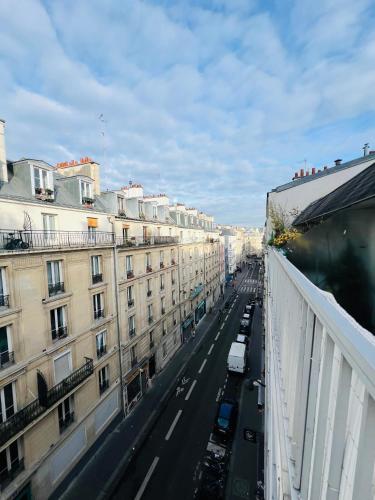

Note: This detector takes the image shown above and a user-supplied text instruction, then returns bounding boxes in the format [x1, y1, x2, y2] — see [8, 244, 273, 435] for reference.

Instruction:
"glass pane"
[4, 384, 14, 419]
[34, 167, 40, 188]
[0, 449, 8, 478]
[54, 353, 71, 383]
[50, 309, 56, 332]
[0, 269, 4, 295]
[54, 262, 61, 283]
[47, 262, 53, 285]
[0, 326, 8, 354]
[9, 441, 19, 468]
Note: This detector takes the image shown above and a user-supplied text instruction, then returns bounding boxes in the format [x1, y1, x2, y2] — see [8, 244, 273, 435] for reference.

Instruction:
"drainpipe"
[108, 217, 126, 417]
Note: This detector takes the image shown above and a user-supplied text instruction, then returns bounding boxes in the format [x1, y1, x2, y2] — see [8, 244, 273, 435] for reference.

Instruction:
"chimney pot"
[334, 159, 342, 166]
[294, 172, 299, 179]
[300, 168, 304, 177]
[312, 167, 316, 175]
[306, 170, 309, 176]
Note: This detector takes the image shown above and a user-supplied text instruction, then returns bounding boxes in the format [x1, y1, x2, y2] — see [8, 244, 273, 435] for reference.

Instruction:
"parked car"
[213, 399, 238, 439]
[239, 318, 250, 335]
[236, 333, 248, 345]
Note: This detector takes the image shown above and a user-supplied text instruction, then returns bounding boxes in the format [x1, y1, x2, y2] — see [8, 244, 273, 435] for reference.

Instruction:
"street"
[111, 259, 263, 500]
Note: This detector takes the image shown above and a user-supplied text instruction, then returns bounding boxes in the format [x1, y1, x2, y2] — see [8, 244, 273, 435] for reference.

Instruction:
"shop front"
[182, 314, 194, 342]
[195, 299, 206, 324]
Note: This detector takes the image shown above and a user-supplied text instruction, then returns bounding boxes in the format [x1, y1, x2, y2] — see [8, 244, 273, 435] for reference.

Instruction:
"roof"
[293, 163, 375, 226]
[272, 153, 375, 193]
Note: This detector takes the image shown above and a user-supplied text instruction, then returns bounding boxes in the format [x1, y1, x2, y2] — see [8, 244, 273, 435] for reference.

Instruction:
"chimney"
[369, 151, 375, 155]
[312, 167, 316, 175]
[363, 143, 369, 156]
[318, 169, 322, 173]
[300, 168, 304, 177]
[306, 170, 309, 176]
[0, 119, 8, 183]
[293, 172, 299, 179]
[324, 166, 328, 170]
[334, 159, 342, 166]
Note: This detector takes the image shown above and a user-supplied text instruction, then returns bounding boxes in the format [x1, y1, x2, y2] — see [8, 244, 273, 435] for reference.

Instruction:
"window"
[50, 306, 67, 341]
[176, 213, 180, 225]
[91, 256, 102, 284]
[33, 166, 52, 194]
[146, 253, 152, 272]
[96, 330, 107, 358]
[0, 440, 22, 487]
[99, 365, 109, 394]
[138, 201, 144, 217]
[43, 213, 56, 234]
[161, 297, 165, 315]
[93, 293, 104, 320]
[58, 396, 74, 432]
[0, 383, 16, 423]
[148, 304, 153, 323]
[172, 290, 176, 306]
[53, 351, 72, 384]
[131, 345, 137, 367]
[149, 331, 154, 349]
[160, 274, 164, 291]
[173, 312, 177, 326]
[162, 320, 166, 336]
[128, 315, 136, 338]
[162, 342, 167, 358]
[126, 255, 133, 278]
[0, 326, 13, 367]
[47, 260, 64, 296]
[160, 250, 164, 268]
[147, 279, 152, 297]
[171, 270, 176, 285]
[127, 286, 134, 307]
[117, 196, 125, 214]
[80, 180, 93, 203]
[174, 330, 177, 345]
[153, 205, 158, 219]
[0, 268, 9, 308]
[171, 250, 175, 265]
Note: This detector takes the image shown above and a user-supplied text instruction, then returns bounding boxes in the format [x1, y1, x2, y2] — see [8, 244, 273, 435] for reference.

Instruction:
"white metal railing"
[265, 248, 375, 500]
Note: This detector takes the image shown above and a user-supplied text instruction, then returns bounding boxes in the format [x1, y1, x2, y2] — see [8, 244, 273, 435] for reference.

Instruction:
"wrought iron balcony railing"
[147, 290, 152, 297]
[128, 299, 134, 307]
[160, 262, 165, 269]
[0, 350, 14, 369]
[0, 230, 115, 251]
[0, 294, 9, 308]
[129, 328, 136, 338]
[51, 326, 68, 341]
[148, 316, 153, 324]
[94, 309, 105, 320]
[48, 282, 65, 296]
[59, 411, 75, 433]
[127, 270, 134, 279]
[116, 236, 179, 248]
[0, 457, 24, 492]
[92, 273, 103, 284]
[0, 358, 93, 447]
[146, 265, 153, 273]
[97, 345, 107, 359]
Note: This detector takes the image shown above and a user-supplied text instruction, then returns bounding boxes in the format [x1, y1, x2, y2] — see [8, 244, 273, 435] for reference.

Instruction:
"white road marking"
[219, 324, 224, 331]
[185, 379, 197, 401]
[208, 344, 214, 355]
[165, 410, 183, 441]
[216, 388, 221, 402]
[215, 331, 220, 341]
[198, 359, 207, 374]
[134, 456, 160, 500]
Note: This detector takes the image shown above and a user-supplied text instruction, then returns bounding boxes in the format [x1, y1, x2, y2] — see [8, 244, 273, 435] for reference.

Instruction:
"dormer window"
[117, 196, 126, 216]
[80, 181, 93, 205]
[153, 206, 158, 219]
[33, 167, 53, 198]
[138, 201, 145, 218]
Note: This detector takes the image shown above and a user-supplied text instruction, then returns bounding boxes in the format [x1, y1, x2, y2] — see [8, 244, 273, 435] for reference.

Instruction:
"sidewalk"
[226, 305, 264, 500]
[51, 291, 231, 500]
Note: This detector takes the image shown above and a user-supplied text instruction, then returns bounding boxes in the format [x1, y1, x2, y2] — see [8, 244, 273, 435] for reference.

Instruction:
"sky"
[1, 0, 375, 226]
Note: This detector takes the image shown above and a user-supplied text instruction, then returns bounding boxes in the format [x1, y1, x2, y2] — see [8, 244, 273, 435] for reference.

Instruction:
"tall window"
[43, 213, 56, 234]
[91, 256, 102, 283]
[173, 312, 177, 325]
[160, 274, 164, 290]
[99, 365, 109, 394]
[138, 201, 144, 217]
[161, 297, 165, 315]
[0, 267, 9, 308]
[47, 261, 64, 296]
[148, 304, 153, 323]
[0, 440, 22, 485]
[147, 279, 152, 296]
[153, 206, 158, 219]
[146, 253, 152, 272]
[117, 196, 125, 214]
[127, 286, 134, 307]
[172, 290, 176, 305]
[128, 315, 136, 337]
[93, 293, 104, 320]
[50, 306, 67, 340]
[0, 326, 12, 367]
[160, 250, 164, 268]
[171, 270, 176, 285]
[162, 320, 166, 335]
[171, 249, 175, 264]
[58, 396, 74, 432]
[53, 351, 72, 384]
[131, 345, 137, 366]
[80, 181, 93, 203]
[96, 330, 107, 358]
[0, 383, 16, 423]
[33, 166, 52, 193]
[126, 255, 133, 278]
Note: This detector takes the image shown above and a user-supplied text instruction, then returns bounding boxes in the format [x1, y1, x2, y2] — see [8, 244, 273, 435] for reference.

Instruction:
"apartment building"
[0, 121, 223, 498]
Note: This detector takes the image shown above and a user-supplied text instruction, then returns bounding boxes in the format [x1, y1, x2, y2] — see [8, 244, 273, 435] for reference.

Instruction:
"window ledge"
[0, 306, 22, 319]
[42, 292, 73, 305]
[88, 281, 108, 291]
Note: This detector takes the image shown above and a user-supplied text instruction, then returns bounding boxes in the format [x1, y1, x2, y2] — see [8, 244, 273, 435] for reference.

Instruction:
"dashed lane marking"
[185, 380, 197, 401]
[215, 331, 220, 341]
[165, 410, 183, 441]
[208, 344, 214, 355]
[198, 359, 207, 374]
[134, 456, 160, 500]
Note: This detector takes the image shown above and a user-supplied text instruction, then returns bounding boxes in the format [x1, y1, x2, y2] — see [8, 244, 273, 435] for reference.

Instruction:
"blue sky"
[1, 0, 375, 226]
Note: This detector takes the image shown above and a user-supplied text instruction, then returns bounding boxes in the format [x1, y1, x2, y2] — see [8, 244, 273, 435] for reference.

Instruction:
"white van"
[227, 342, 246, 374]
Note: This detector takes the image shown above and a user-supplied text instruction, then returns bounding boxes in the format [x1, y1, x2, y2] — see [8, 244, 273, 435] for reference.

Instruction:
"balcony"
[129, 328, 136, 338]
[146, 265, 152, 273]
[147, 290, 152, 297]
[148, 316, 153, 324]
[0, 458, 24, 492]
[127, 270, 134, 279]
[92, 273, 103, 284]
[116, 236, 179, 248]
[128, 299, 135, 308]
[94, 309, 105, 320]
[59, 411, 74, 433]
[52, 326, 68, 341]
[99, 379, 109, 395]
[48, 282, 65, 296]
[97, 345, 107, 359]
[0, 294, 9, 308]
[0, 358, 93, 447]
[0, 230, 115, 252]
[0, 350, 14, 369]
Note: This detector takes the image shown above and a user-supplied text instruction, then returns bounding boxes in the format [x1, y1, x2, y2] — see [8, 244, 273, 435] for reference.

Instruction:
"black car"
[213, 399, 238, 439]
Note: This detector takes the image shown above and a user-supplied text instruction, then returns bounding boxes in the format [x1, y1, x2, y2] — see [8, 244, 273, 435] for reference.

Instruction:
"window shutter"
[54, 352, 72, 384]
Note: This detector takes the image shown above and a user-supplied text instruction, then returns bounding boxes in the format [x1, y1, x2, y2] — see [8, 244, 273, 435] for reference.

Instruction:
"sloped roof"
[293, 163, 375, 226]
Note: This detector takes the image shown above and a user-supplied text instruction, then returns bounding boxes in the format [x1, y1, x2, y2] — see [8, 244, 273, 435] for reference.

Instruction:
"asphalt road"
[111, 260, 261, 500]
